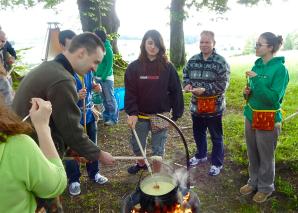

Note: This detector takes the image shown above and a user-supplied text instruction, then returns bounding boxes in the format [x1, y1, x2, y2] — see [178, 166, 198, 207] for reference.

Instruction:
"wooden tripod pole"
[81, 76, 87, 132]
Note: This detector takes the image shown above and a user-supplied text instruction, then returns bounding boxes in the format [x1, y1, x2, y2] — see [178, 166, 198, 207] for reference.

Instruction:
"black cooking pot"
[139, 173, 179, 212]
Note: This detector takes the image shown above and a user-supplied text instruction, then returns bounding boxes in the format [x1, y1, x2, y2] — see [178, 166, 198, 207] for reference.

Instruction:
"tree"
[283, 31, 298, 50]
[0, 0, 120, 52]
[169, 0, 271, 67]
[77, 0, 101, 32]
[170, 0, 186, 68]
[101, 0, 120, 54]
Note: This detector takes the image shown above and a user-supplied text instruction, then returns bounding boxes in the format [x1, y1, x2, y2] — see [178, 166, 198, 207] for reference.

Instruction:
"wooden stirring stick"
[63, 156, 145, 161]
[22, 114, 30, 122]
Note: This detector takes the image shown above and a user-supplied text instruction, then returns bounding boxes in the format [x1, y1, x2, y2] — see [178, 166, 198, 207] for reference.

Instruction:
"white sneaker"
[104, 120, 116, 126]
[94, 173, 108, 184]
[208, 165, 223, 176]
[69, 182, 81, 196]
[189, 156, 207, 166]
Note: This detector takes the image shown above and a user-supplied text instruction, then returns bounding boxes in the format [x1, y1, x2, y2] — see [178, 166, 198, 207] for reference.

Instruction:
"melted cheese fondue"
[141, 181, 175, 196]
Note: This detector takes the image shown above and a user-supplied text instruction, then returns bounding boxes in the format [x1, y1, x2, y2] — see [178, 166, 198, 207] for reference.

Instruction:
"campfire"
[122, 188, 199, 213]
[131, 192, 193, 213]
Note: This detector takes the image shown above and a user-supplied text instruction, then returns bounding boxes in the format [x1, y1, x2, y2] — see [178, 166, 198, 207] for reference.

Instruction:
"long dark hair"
[260, 32, 283, 54]
[0, 98, 32, 142]
[139, 30, 168, 66]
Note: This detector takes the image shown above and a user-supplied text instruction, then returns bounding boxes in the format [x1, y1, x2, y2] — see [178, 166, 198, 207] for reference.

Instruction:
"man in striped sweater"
[183, 30, 230, 176]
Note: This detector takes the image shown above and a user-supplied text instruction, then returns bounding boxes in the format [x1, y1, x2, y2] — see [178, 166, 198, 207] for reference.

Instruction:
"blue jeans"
[130, 119, 168, 156]
[97, 79, 119, 123]
[65, 122, 99, 183]
[192, 114, 224, 167]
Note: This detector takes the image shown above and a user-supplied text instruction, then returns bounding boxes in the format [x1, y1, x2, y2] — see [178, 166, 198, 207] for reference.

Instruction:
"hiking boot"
[240, 184, 254, 195]
[127, 164, 148, 174]
[69, 182, 81, 196]
[253, 191, 272, 203]
[208, 165, 223, 176]
[189, 156, 207, 166]
[94, 173, 108, 184]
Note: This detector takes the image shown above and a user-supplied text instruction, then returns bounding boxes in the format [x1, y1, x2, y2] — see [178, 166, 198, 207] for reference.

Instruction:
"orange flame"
[131, 192, 192, 213]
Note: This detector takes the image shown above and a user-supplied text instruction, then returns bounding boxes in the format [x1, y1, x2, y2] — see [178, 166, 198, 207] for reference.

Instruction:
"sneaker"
[69, 182, 81, 196]
[208, 165, 223, 176]
[253, 191, 272, 203]
[127, 164, 148, 174]
[94, 173, 108, 184]
[240, 184, 254, 195]
[189, 156, 207, 166]
[104, 120, 116, 126]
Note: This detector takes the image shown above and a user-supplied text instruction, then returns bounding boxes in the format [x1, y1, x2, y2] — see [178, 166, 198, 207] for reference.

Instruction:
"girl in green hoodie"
[240, 32, 289, 203]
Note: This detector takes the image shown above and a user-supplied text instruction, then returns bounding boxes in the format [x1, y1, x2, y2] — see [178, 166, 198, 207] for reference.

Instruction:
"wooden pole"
[81, 76, 87, 132]
[63, 156, 145, 161]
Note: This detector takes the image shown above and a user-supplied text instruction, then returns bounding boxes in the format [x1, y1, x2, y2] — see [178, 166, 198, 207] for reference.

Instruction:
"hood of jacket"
[254, 56, 285, 67]
[104, 40, 112, 50]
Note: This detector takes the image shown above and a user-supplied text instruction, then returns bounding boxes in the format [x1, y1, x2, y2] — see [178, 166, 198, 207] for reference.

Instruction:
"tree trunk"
[102, 0, 120, 54]
[77, 0, 101, 32]
[170, 0, 186, 68]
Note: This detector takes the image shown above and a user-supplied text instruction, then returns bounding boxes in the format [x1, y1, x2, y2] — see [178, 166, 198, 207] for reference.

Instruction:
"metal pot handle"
[156, 113, 190, 189]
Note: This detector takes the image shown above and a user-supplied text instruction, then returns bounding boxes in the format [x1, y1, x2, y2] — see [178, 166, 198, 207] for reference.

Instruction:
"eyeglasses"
[255, 43, 269, 49]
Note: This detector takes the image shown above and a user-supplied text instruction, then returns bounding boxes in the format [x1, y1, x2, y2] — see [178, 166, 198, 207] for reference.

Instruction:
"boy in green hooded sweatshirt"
[94, 30, 119, 125]
[240, 32, 289, 203]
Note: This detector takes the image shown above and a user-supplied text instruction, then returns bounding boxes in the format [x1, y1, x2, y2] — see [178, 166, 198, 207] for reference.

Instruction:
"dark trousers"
[65, 122, 99, 183]
[192, 114, 224, 167]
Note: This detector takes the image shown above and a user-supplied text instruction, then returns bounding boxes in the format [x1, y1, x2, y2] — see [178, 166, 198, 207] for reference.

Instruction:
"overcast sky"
[0, 0, 297, 62]
[1, 0, 298, 41]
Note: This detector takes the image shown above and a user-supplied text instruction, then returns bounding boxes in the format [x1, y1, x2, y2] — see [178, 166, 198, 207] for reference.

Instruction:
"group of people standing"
[123, 29, 289, 205]
[0, 26, 289, 213]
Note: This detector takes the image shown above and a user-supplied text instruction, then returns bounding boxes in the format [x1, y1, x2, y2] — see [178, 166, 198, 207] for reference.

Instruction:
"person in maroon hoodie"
[124, 29, 184, 174]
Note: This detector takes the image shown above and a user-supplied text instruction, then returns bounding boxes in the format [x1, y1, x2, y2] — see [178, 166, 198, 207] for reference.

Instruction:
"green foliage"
[237, 0, 271, 6]
[0, 0, 63, 9]
[238, 205, 259, 213]
[113, 53, 128, 71]
[283, 31, 298, 50]
[275, 176, 298, 210]
[11, 48, 32, 89]
[98, 0, 112, 16]
[186, 0, 229, 14]
[113, 53, 127, 87]
[276, 176, 296, 198]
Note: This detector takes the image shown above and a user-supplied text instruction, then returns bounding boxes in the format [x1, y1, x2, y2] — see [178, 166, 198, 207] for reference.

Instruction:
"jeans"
[97, 79, 119, 123]
[65, 122, 99, 183]
[130, 119, 168, 156]
[192, 114, 224, 167]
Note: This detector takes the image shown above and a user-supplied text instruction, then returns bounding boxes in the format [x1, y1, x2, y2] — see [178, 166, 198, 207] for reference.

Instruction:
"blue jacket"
[74, 72, 95, 125]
